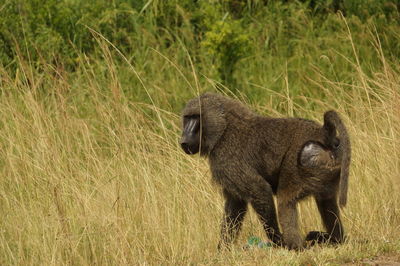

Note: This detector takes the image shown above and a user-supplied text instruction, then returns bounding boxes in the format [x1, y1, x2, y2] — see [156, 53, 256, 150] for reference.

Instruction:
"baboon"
[180, 93, 351, 250]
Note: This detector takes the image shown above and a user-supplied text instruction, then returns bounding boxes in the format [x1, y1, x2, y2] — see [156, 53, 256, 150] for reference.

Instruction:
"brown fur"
[180, 93, 351, 250]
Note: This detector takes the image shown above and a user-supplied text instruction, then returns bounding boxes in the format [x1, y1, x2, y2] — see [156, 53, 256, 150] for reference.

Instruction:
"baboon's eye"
[184, 114, 200, 119]
[184, 114, 200, 122]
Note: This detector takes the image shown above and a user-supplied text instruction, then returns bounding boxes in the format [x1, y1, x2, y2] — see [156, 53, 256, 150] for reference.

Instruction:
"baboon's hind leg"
[250, 182, 283, 246]
[306, 196, 344, 245]
[277, 196, 304, 250]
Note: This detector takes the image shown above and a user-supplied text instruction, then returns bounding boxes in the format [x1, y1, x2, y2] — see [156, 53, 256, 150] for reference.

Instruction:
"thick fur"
[181, 93, 351, 250]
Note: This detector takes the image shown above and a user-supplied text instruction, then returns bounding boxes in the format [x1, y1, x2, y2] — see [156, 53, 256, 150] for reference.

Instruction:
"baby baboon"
[180, 93, 351, 250]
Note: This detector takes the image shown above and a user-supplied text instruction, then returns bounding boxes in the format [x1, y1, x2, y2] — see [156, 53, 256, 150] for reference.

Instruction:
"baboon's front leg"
[218, 190, 248, 249]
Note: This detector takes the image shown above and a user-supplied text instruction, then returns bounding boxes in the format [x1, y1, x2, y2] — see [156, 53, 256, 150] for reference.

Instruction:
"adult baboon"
[180, 93, 351, 250]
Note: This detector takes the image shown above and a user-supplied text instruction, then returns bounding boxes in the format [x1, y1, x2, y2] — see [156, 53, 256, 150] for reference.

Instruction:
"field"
[1, 1, 400, 265]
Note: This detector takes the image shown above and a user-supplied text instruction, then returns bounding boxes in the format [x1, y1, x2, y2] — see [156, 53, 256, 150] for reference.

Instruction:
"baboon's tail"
[323, 110, 351, 208]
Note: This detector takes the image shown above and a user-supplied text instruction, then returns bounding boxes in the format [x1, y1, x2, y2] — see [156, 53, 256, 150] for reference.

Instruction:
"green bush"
[202, 18, 251, 89]
[0, 0, 399, 99]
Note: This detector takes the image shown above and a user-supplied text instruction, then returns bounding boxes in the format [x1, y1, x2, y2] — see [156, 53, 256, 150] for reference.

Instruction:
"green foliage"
[201, 15, 251, 89]
[0, 0, 399, 100]
[344, 0, 400, 18]
[0, 0, 142, 68]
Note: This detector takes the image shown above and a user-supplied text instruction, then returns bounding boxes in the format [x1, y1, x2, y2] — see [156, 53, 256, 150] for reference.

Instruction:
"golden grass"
[0, 38, 399, 265]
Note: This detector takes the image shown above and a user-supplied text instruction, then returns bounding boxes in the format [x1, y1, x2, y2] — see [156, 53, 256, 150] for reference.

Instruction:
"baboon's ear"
[299, 142, 334, 168]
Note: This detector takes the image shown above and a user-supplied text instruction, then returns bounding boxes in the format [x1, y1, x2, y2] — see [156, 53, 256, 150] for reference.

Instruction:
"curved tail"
[323, 110, 351, 208]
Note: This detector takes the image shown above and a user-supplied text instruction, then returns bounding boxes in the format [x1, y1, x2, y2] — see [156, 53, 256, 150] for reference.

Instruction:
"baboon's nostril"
[181, 142, 191, 154]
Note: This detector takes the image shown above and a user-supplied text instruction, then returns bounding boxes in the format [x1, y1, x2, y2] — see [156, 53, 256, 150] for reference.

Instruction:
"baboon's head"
[180, 93, 227, 156]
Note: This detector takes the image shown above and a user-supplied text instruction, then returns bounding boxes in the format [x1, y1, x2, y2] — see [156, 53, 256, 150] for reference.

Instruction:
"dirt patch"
[346, 254, 400, 266]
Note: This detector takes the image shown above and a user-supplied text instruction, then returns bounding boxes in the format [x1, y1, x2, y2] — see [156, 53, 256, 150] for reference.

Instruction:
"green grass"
[1, 1, 400, 265]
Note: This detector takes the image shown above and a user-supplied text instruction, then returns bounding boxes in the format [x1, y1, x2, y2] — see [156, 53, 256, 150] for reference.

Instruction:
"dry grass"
[0, 36, 399, 265]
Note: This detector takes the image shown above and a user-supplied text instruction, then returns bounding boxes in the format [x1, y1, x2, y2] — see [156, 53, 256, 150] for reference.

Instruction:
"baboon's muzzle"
[180, 118, 200, 155]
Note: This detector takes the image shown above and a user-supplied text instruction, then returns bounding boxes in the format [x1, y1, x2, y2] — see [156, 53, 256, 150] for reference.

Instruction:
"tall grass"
[1, 15, 400, 266]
